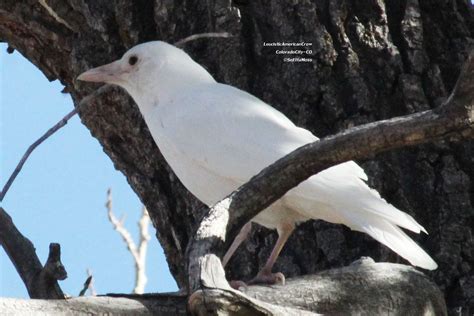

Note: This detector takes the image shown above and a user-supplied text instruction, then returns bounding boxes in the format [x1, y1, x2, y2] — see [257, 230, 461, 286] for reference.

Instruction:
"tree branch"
[189, 260, 446, 315]
[79, 275, 93, 297]
[106, 189, 140, 262]
[0, 207, 66, 299]
[106, 189, 150, 294]
[86, 268, 97, 296]
[0, 262, 446, 315]
[239, 260, 446, 315]
[0, 294, 188, 315]
[0, 109, 77, 201]
[0, 83, 114, 202]
[185, 50, 474, 312]
[174, 32, 233, 48]
[136, 206, 151, 294]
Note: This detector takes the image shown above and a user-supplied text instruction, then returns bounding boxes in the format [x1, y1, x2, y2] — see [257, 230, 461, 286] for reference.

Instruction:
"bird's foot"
[248, 271, 285, 286]
[228, 272, 285, 290]
[229, 280, 248, 290]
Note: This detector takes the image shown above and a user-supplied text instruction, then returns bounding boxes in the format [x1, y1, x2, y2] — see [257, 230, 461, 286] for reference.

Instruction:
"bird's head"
[77, 41, 214, 103]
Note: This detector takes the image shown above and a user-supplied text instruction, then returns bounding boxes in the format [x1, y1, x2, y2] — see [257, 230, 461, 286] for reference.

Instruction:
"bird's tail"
[291, 162, 438, 270]
[344, 211, 438, 270]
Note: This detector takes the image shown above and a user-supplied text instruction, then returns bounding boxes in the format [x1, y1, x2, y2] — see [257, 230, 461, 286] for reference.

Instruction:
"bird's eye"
[128, 56, 138, 66]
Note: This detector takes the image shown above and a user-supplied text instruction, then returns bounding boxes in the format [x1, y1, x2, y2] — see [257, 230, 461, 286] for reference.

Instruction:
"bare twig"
[106, 189, 139, 261]
[174, 32, 233, 47]
[0, 109, 77, 201]
[106, 189, 150, 294]
[79, 275, 93, 297]
[0, 83, 114, 202]
[135, 206, 150, 294]
[86, 268, 97, 296]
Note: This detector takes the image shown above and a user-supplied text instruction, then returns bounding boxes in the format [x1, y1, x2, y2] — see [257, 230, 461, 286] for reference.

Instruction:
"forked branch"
[106, 189, 150, 294]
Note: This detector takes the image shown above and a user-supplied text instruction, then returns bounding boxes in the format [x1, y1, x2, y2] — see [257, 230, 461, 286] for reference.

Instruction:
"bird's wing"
[292, 165, 428, 233]
[170, 83, 425, 232]
[164, 83, 339, 184]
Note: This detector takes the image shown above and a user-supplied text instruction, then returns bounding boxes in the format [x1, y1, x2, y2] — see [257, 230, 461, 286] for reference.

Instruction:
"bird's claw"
[248, 271, 285, 286]
[229, 272, 285, 291]
[229, 280, 248, 290]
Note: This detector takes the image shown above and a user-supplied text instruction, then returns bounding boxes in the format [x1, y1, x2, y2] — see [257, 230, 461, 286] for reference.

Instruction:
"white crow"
[78, 41, 437, 285]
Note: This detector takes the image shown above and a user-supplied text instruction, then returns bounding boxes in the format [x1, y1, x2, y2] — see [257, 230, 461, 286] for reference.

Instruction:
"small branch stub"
[0, 207, 66, 299]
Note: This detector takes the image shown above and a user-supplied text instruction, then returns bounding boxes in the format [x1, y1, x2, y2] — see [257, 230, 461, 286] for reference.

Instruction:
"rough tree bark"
[1, 0, 473, 314]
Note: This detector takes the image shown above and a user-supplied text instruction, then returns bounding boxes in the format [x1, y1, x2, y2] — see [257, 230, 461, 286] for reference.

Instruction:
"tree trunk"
[1, 0, 472, 314]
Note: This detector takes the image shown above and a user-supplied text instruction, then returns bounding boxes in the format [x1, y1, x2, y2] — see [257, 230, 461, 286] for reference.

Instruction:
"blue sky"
[0, 43, 177, 297]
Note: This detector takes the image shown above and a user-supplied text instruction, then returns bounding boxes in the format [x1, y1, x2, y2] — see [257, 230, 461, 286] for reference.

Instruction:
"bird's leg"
[222, 222, 252, 267]
[248, 222, 295, 285]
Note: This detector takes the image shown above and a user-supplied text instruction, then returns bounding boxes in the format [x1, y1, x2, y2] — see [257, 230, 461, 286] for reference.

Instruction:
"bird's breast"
[144, 117, 237, 205]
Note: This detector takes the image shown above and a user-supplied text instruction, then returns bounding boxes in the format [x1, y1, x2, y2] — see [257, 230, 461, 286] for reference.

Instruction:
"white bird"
[78, 41, 437, 285]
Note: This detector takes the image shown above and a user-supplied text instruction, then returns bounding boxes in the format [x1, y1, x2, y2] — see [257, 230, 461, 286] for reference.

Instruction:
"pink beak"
[77, 60, 125, 83]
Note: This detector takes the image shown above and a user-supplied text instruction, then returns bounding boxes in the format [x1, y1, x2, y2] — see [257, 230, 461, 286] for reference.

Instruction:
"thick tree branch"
[0, 294, 188, 316]
[185, 50, 474, 312]
[189, 260, 446, 316]
[241, 260, 446, 315]
[0, 208, 66, 299]
[0, 262, 446, 315]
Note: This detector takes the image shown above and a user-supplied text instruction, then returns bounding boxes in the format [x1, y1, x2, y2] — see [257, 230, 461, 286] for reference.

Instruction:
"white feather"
[344, 212, 438, 270]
